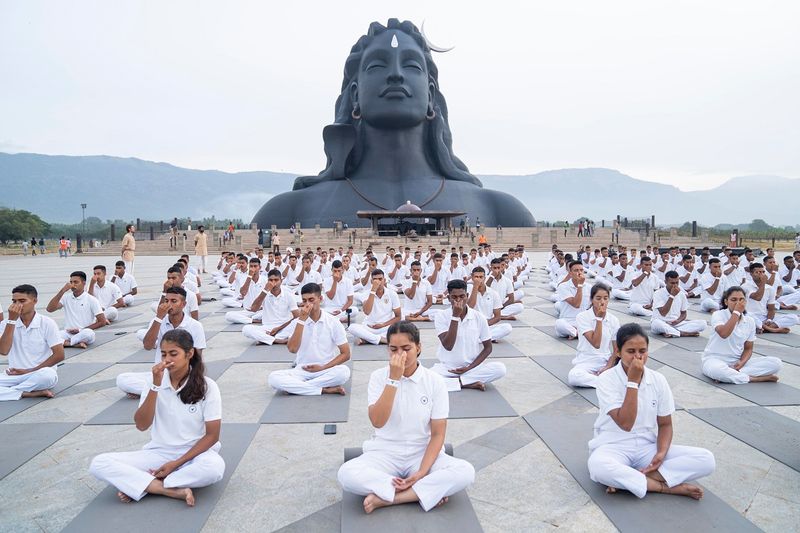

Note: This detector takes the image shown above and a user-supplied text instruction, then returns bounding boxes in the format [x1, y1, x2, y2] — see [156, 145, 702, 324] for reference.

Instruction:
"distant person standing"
[194, 225, 209, 274]
[121, 224, 136, 273]
[38, 238, 45, 254]
[564, 220, 569, 238]
[30, 238, 37, 256]
[258, 228, 264, 246]
[795, 232, 800, 250]
[272, 232, 281, 254]
[730, 230, 737, 248]
[21, 239, 28, 256]
[578, 221, 584, 238]
[58, 236, 68, 258]
[66, 237, 72, 255]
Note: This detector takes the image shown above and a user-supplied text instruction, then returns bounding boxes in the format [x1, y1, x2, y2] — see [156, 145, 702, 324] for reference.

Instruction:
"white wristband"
[262, 288, 270, 295]
[668, 294, 675, 299]
[150, 383, 162, 392]
[153, 317, 163, 324]
[451, 316, 461, 323]
[160, 292, 167, 298]
[732, 310, 742, 317]
[386, 378, 400, 388]
[626, 381, 639, 390]
[595, 317, 603, 322]
[577, 284, 584, 288]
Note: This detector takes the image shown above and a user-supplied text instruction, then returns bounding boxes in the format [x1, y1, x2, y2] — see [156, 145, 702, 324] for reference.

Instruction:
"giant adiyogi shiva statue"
[252, 19, 535, 228]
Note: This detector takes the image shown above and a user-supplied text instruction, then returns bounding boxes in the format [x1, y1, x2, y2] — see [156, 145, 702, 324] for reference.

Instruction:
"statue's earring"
[351, 104, 362, 120]
[426, 107, 436, 120]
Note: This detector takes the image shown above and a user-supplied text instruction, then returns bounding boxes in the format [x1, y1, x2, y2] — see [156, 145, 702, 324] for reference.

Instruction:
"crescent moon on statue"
[421, 20, 454, 53]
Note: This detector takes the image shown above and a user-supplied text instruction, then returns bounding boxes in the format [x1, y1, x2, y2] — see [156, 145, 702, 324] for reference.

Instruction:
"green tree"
[0, 208, 50, 244]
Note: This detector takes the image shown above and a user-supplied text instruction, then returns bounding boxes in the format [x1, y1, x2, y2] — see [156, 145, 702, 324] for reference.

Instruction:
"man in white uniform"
[699, 258, 729, 312]
[650, 272, 707, 337]
[487, 258, 524, 319]
[467, 267, 512, 342]
[111, 261, 138, 306]
[267, 283, 351, 395]
[0, 284, 64, 400]
[46, 271, 108, 348]
[348, 270, 401, 345]
[242, 269, 300, 345]
[402, 261, 434, 321]
[151, 267, 200, 321]
[676, 255, 700, 298]
[118, 287, 207, 397]
[627, 257, 662, 317]
[387, 254, 410, 293]
[293, 255, 323, 294]
[224, 258, 267, 323]
[432, 280, 505, 390]
[426, 253, 451, 304]
[89, 265, 125, 322]
[743, 263, 800, 332]
[221, 256, 249, 301]
[554, 261, 591, 338]
[322, 260, 355, 318]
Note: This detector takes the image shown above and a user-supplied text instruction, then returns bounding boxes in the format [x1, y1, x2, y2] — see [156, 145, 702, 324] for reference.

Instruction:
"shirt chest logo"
[420, 395, 429, 405]
[187, 404, 198, 413]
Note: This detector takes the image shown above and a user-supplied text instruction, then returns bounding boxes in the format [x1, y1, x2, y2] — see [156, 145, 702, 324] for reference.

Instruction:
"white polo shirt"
[779, 265, 800, 290]
[182, 287, 200, 314]
[434, 307, 491, 368]
[112, 273, 138, 296]
[575, 309, 620, 360]
[91, 281, 123, 309]
[629, 272, 661, 305]
[446, 265, 466, 282]
[556, 282, 590, 320]
[742, 282, 776, 318]
[402, 279, 432, 312]
[651, 288, 688, 322]
[609, 264, 630, 289]
[283, 264, 302, 286]
[676, 266, 698, 291]
[364, 290, 400, 326]
[260, 287, 298, 328]
[704, 309, 756, 359]
[146, 313, 207, 364]
[322, 277, 355, 309]
[725, 265, 746, 287]
[364, 364, 448, 453]
[294, 311, 348, 366]
[486, 274, 513, 300]
[700, 272, 728, 300]
[240, 276, 267, 310]
[139, 375, 222, 450]
[427, 268, 451, 295]
[388, 265, 409, 286]
[4, 313, 62, 369]
[589, 363, 674, 449]
[469, 286, 502, 320]
[295, 269, 323, 287]
[59, 291, 103, 330]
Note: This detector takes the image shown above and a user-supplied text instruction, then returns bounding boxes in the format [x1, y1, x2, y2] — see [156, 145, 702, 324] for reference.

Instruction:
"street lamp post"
[80, 203, 87, 252]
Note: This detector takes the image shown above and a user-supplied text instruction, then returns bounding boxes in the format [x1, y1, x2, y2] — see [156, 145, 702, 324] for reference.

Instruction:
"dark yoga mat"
[0, 362, 113, 422]
[235, 344, 296, 363]
[63, 423, 259, 533]
[531, 355, 599, 407]
[533, 326, 578, 349]
[260, 377, 351, 424]
[648, 348, 800, 406]
[85, 359, 236, 425]
[757, 332, 800, 348]
[689, 406, 800, 472]
[418, 359, 517, 418]
[751, 342, 800, 366]
[647, 330, 710, 352]
[523, 412, 760, 533]
[64, 331, 128, 359]
[350, 343, 389, 361]
[410, 319, 529, 330]
[119, 331, 220, 363]
[221, 323, 244, 332]
[0, 422, 80, 480]
[341, 445, 481, 533]
[533, 305, 559, 318]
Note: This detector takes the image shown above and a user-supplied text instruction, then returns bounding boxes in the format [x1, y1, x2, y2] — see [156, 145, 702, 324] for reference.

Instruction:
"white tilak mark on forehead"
[391, 34, 398, 48]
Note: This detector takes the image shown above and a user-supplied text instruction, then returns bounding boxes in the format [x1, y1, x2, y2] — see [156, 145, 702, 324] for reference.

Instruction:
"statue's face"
[356, 31, 430, 129]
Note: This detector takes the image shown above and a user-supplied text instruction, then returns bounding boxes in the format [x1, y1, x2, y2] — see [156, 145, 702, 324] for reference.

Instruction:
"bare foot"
[322, 386, 346, 395]
[750, 374, 779, 382]
[355, 339, 366, 346]
[435, 496, 449, 507]
[363, 493, 392, 514]
[664, 483, 704, 499]
[606, 486, 617, 494]
[75, 342, 88, 349]
[21, 389, 54, 398]
[180, 488, 195, 507]
[117, 491, 133, 503]
[680, 332, 700, 337]
[126, 393, 141, 399]
[663, 334, 677, 338]
[501, 316, 517, 321]
[462, 381, 486, 391]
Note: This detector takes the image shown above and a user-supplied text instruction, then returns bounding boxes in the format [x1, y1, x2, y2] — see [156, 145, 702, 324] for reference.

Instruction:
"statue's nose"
[387, 57, 404, 84]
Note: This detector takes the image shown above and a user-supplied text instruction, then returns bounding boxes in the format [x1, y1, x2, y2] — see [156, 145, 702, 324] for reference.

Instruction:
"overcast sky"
[1, 0, 798, 191]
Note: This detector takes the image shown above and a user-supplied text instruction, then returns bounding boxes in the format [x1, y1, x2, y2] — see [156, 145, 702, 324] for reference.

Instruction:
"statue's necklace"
[344, 175, 446, 211]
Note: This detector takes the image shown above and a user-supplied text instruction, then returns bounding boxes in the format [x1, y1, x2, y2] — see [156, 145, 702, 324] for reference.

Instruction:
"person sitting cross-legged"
[650, 271, 707, 338]
[348, 270, 401, 346]
[241, 269, 300, 345]
[467, 266, 512, 342]
[46, 271, 109, 349]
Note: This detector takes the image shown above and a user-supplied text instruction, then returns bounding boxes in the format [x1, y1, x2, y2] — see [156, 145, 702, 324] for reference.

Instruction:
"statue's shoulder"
[476, 187, 536, 226]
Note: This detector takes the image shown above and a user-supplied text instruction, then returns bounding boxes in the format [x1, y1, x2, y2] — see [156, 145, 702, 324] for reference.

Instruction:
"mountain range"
[1, 152, 797, 227]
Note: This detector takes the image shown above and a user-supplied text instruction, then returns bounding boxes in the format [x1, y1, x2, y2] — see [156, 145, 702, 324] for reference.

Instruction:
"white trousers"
[700, 298, 721, 312]
[0, 367, 58, 401]
[116, 371, 149, 395]
[501, 303, 524, 317]
[216, 278, 232, 288]
[60, 328, 96, 345]
[89, 445, 225, 501]
[198, 255, 208, 272]
[221, 296, 242, 308]
[104, 307, 119, 323]
[219, 288, 236, 298]
[489, 323, 512, 342]
[750, 313, 800, 330]
[242, 322, 293, 345]
[701, 354, 782, 384]
[554, 318, 578, 338]
[122, 295, 135, 306]
[268, 365, 350, 395]
[430, 361, 506, 386]
[588, 440, 715, 498]
[513, 289, 524, 301]
[124, 260, 134, 273]
[650, 319, 707, 337]
[348, 323, 389, 345]
[225, 309, 261, 324]
[627, 303, 653, 317]
[567, 356, 608, 388]
[338, 448, 474, 512]
[782, 285, 797, 295]
[611, 289, 631, 301]
[778, 291, 800, 306]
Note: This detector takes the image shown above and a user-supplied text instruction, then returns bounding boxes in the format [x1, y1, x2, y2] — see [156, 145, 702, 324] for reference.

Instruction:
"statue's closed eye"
[366, 62, 386, 72]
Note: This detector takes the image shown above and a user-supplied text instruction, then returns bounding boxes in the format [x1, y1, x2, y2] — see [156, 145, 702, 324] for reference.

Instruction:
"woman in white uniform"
[701, 286, 782, 384]
[588, 323, 715, 499]
[568, 285, 620, 388]
[90, 329, 225, 505]
[338, 321, 475, 513]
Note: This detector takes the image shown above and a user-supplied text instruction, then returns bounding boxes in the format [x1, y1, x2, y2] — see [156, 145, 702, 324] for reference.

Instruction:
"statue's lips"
[380, 86, 411, 97]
